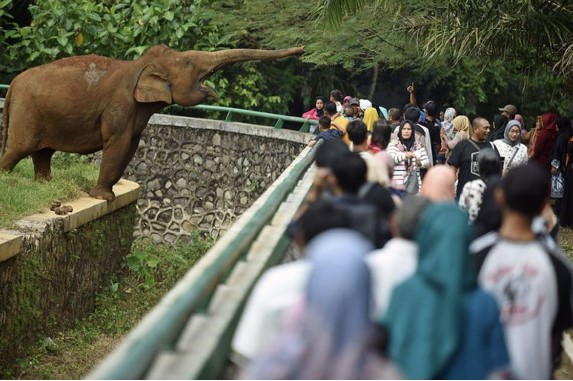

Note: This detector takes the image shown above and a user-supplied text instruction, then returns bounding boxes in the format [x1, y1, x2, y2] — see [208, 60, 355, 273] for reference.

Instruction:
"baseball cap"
[498, 104, 518, 115]
[343, 95, 352, 103]
[350, 97, 360, 106]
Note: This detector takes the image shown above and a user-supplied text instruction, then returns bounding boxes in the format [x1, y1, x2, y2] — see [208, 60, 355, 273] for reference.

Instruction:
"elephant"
[0, 45, 304, 201]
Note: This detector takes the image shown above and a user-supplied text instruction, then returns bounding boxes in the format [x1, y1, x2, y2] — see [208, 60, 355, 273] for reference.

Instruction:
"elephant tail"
[1, 86, 10, 157]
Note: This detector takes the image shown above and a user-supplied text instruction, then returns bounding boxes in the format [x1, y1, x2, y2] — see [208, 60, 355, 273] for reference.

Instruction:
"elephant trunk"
[188, 47, 304, 74]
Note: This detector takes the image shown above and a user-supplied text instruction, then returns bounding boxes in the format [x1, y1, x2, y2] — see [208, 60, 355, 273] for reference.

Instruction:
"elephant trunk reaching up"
[0, 45, 304, 201]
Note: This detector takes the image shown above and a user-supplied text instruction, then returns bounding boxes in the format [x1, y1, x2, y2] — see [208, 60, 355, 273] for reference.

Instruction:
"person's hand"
[405, 152, 414, 159]
[551, 166, 557, 175]
[407, 82, 415, 94]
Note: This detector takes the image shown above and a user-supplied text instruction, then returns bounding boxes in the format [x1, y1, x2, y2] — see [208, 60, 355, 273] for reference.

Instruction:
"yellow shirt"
[363, 107, 378, 132]
[332, 115, 350, 145]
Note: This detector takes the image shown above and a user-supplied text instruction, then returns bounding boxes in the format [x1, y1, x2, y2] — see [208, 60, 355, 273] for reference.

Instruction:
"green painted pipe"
[88, 141, 320, 379]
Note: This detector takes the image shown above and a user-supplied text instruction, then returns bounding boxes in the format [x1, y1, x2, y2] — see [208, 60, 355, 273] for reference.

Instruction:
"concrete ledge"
[149, 113, 311, 145]
[0, 232, 22, 262]
[0, 179, 141, 262]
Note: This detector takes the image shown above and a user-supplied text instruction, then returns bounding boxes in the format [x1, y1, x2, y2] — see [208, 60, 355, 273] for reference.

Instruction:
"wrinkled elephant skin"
[0, 45, 304, 201]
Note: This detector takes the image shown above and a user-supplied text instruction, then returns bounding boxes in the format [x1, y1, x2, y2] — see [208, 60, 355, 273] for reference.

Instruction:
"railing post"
[225, 111, 234, 122]
[273, 119, 284, 129]
[299, 120, 311, 132]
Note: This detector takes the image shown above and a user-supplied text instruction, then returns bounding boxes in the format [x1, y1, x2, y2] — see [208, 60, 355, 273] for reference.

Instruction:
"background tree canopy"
[1, 0, 572, 125]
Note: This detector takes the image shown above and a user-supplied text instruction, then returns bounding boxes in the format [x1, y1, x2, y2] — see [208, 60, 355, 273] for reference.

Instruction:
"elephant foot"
[89, 187, 116, 201]
[34, 172, 53, 182]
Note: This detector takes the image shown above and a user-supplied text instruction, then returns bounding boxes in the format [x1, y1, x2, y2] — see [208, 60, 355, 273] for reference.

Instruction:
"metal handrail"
[88, 141, 320, 379]
[0, 84, 317, 132]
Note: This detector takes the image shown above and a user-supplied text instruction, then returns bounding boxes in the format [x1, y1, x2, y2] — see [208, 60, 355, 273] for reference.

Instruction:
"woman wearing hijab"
[387, 120, 430, 194]
[360, 99, 379, 133]
[515, 114, 527, 140]
[531, 112, 559, 171]
[443, 115, 471, 159]
[439, 107, 456, 160]
[559, 132, 573, 227]
[554, 117, 573, 222]
[493, 120, 528, 175]
[382, 204, 511, 379]
[247, 229, 400, 380]
[301, 96, 326, 121]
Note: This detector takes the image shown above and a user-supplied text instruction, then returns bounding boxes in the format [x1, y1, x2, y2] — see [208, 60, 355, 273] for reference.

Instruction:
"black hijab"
[398, 120, 416, 151]
[316, 96, 326, 118]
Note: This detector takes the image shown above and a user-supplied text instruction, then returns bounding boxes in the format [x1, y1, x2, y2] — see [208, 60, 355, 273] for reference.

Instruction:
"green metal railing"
[88, 141, 320, 379]
[0, 84, 318, 132]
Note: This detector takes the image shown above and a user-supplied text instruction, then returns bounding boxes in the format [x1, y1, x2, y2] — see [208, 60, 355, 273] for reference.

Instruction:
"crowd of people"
[229, 85, 573, 379]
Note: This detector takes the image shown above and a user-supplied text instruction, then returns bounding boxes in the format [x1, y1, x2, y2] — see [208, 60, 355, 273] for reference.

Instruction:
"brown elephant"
[0, 45, 304, 201]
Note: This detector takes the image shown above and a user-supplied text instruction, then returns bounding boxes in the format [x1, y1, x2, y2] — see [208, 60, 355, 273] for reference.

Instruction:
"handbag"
[551, 172, 564, 198]
[403, 169, 419, 194]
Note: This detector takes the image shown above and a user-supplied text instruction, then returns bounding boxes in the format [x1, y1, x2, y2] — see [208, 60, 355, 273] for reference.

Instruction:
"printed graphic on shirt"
[470, 151, 480, 176]
[486, 264, 544, 325]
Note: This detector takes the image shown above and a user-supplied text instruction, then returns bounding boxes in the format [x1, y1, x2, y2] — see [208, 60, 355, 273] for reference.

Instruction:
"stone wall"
[0, 200, 138, 369]
[123, 114, 309, 243]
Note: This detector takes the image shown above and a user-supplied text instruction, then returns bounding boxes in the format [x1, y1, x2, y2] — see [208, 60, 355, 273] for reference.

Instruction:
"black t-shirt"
[424, 118, 441, 163]
[447, 139, 498, 198]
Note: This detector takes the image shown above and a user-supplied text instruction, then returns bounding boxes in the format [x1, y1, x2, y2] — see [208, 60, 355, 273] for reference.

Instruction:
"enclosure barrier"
[87, 140, 320, 379]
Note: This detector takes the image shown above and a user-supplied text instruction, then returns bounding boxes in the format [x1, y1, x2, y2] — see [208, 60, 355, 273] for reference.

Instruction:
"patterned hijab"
[443, 107, 457, 137]
[503, 120, 522, 147]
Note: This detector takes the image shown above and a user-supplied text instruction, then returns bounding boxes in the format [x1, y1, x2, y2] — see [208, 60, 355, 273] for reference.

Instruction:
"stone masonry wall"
[123, 114, 309, 243]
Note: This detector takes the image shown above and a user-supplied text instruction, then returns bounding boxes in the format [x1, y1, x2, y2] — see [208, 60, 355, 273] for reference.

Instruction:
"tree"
[0, 0, 304, 115]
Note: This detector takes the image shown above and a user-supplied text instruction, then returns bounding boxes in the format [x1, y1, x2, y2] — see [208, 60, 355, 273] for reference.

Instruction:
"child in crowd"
[307, 116, 343, 147]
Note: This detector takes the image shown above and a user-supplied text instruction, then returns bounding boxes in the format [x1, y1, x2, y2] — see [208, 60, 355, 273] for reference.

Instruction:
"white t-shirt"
[366, 238, 418, 319]
[477, 239, 558, 379]
[231, 261, 310, 360]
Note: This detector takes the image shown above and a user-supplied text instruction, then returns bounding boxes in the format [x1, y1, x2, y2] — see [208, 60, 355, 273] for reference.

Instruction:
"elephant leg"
[89, 135, 140, 201]
[31, 148, 56, 181]
[0, 147, 30, 172]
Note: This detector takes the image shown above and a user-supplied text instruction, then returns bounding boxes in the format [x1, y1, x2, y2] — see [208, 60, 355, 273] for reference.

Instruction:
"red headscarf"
[541, 112, 558, 132]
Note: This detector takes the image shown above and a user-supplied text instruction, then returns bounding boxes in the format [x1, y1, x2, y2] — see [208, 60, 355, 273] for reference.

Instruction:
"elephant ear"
[134, 65, 173, 104]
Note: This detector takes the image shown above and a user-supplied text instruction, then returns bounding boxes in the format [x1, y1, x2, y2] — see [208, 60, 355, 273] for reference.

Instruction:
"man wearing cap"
[350, 97, 362, 119]
[490, 104, 517, 142]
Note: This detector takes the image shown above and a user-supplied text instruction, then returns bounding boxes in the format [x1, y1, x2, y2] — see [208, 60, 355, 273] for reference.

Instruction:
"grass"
[2, 235, 212, 380]
[560, 227, 573, 261]
[0, 154, 99, 228]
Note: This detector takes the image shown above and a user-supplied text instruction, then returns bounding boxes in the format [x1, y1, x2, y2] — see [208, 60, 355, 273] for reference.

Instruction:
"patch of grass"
[559, 227, 573, 261]
[0, 154, 99, 228]
[3, 234, 212, 380]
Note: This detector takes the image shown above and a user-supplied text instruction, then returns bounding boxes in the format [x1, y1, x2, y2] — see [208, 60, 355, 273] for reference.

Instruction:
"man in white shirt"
[366, 195, 430, 318]
[471, 163, 573, 379]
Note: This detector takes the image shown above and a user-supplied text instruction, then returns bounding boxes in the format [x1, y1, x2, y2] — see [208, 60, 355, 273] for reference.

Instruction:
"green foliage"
[231, 0, 573, 118]
[126, 234, 211, 290]
[0, 0, 304, 114]
[126, 246, 160, 289]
